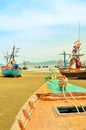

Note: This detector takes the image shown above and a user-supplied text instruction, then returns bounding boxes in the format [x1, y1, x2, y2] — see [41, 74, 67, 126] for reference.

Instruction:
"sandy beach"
[0, 70, 48, 130]
[0, 70, 86, 130]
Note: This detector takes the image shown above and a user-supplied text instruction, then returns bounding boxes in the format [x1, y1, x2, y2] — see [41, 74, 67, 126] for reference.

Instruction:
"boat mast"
[78, 22, 80, 57]
[6, 46, 20, 65]
[78, 22, 80, 41]
[8, 46, 15, 65]
[63, 51, 66, 69]
[59, 51, 70, 69]
[12, 46, 15, 61]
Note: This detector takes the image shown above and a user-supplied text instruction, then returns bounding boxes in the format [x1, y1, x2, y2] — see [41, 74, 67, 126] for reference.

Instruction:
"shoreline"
[23, 67, 59, 73]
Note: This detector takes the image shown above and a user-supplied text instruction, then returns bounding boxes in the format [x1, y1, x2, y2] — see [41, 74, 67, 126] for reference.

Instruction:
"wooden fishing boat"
[60, 68, 86, 79]
[59, 39, 86, 79]
[59, 23, 86, 79]
[1, 66, 22, 77]
[1, 46, 22, 77]
[10, 78, 86, 130]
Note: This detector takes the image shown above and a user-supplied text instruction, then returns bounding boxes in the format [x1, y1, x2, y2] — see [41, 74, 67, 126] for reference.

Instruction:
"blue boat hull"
[1, 67, 22, 77]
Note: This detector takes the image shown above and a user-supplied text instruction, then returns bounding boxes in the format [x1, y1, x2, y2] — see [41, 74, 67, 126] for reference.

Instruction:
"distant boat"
[1, 66, 22, 77]
[60, 68, 86, 79]
[1, 46, 22, 77]
[22, 61, 28, 70]
[10, 78, 86, 130]
[59, 23, 86, 79]
[59, 40, 86, 79]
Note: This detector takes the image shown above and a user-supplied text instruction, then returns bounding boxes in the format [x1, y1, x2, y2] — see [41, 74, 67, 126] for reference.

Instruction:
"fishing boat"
[10, 76, 86, 130]
[60, 68, 86, 79]
[59, 39, 86, 79]
[1, 46, 22, 77]
[59, 23, 86, 79]
[22, 61, 28, 70]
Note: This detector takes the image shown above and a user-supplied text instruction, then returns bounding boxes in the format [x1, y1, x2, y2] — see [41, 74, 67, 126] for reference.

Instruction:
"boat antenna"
[78, 22, 80, 41]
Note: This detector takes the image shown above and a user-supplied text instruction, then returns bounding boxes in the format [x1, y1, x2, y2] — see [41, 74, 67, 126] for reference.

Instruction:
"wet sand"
[0, 70, 86, 130]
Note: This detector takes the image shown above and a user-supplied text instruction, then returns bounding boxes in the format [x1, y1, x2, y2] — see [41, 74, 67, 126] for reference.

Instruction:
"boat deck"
[11, 80, 86, 130]
[26, 98, 86, 130]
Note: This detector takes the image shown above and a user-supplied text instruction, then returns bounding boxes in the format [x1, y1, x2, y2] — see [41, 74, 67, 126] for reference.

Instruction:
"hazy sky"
[0, 0, 86, 64]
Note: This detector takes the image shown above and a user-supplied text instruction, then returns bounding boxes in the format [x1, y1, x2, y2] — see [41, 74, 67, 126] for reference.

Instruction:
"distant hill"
[20, 60, 58, 66]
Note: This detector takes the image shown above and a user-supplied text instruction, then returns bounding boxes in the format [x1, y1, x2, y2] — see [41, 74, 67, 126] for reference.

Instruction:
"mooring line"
[62, 86, 80, 113]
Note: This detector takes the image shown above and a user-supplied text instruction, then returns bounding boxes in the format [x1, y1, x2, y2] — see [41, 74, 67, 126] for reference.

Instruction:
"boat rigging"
[1, 46, 22, 77]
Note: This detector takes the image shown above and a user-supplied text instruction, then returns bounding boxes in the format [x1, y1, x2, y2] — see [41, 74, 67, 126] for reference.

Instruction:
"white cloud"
[0, 0, 86, 31]
[0, 0, 86, 63]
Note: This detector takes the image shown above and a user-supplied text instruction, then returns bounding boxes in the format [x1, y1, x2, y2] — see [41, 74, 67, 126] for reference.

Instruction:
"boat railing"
[10, 93, 39, 130]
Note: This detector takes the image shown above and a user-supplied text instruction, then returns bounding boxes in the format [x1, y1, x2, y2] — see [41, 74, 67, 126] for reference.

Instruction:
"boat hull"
[1, 66, 22, 77]
[60, 69, 86, 79]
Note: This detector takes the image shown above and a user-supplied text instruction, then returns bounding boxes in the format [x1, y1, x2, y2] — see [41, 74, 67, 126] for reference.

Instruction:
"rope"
[67, 86, 85, 112]
[58, 76, 85, 113]
[62, 86, 80, 113]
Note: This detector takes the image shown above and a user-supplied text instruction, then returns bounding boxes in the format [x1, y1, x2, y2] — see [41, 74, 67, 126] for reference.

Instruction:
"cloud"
[0, 0, 86, 31]
[0, 0, 86, 63]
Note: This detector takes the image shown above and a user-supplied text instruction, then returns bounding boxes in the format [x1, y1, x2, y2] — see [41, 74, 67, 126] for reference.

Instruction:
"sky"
[0, 0, 86, 64]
